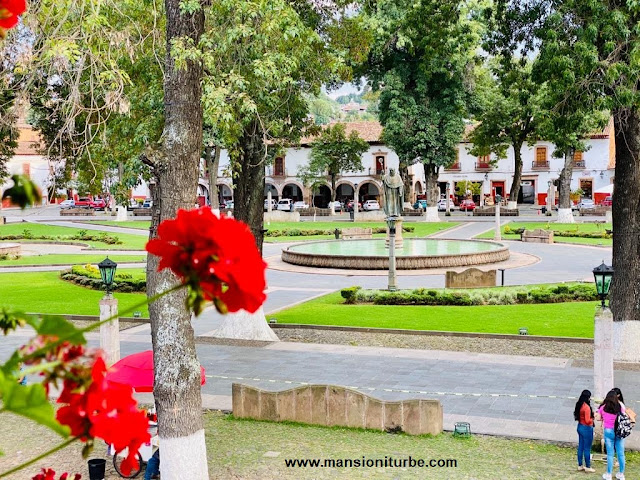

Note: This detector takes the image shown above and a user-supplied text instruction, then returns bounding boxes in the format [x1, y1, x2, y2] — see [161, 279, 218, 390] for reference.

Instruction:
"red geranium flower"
[146, 208, 267, 315]
[0, 0, 26, 29]
[56, 357, 150, 476]
[31, 468, 81, 480]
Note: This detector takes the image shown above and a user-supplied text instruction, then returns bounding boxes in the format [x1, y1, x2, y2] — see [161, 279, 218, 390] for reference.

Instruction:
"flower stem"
[0, 436, 78, 478]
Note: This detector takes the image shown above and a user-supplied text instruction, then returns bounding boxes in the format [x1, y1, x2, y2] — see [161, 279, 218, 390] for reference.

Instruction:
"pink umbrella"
[106, 350, 206, 392]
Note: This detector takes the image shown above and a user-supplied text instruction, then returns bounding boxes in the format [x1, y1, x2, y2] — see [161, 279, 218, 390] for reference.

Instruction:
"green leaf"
[0, 370, 70, 437]
[36, 315, 87, 345]
[1, 175, 42, 209]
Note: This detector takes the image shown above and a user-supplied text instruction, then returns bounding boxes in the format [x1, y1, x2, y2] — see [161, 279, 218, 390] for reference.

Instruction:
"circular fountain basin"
[282, 239, 510, 270]
[0, 242, 21, 256]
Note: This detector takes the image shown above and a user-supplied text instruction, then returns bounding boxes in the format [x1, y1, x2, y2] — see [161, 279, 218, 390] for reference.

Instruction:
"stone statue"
[382, 168, 404, 217]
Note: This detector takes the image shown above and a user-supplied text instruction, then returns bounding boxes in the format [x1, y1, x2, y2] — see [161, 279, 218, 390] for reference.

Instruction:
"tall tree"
[303, 123, 368, 214]
[363, 0, 481, 221]
[533, 11, 609, 223]
[145, 0, 208, 477]
[539, 0, 640, 360]
[469, 0, 543, 209]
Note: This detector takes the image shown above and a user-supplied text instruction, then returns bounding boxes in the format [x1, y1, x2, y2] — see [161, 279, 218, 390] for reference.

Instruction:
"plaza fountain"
[281, 238, 510, 270]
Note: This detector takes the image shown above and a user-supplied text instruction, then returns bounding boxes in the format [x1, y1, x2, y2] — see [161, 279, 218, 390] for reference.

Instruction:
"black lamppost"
[98, 257, 118, 295]
[592, 261, 614, 308]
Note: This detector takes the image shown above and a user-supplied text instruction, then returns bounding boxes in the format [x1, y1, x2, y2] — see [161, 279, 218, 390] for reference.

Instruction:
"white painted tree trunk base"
[424, 206, 439, 222]
[507, 201, 517, 210]
[613, 321, 640, 363]
[160, 429, 208, 480]
[556, 208, 575, 223]
[116, 206, 128, 222]
[207, 306, 280, 341]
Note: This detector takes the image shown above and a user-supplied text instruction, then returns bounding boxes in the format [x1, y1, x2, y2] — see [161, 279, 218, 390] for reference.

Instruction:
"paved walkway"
[1, 214, 621, 449]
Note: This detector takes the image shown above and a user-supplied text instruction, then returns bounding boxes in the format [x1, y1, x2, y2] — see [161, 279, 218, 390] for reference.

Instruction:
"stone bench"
[232, 383, 443, 436]
[299, 208, 331, 216]
[60, 208, 95, 216]
[341, 227, 373, 240]
[580, 206, 610, 216]
[473, 206, 520, 216]
[132, 208, 152, 216]
[521, 228, 553, 244]
[402, 208, 423, 217]
[445, 268, 496, 288]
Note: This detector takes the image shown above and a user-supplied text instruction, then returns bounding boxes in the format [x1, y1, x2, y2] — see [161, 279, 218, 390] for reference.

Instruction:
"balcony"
[573, 160, 586, 168]
[444, 163, 461, 171]
[475, 162, 492, 172]
[531, 160, 550, 170]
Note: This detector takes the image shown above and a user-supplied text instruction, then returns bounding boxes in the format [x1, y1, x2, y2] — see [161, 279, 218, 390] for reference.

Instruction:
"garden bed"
[60, 265, 146, 292]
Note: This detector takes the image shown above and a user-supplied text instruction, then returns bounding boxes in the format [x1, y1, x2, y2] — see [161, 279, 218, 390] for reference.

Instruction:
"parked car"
[329, 201, 343, 212]
[459, 199, 476, 211]
[223, 200, 234, 210]
[293, 201, 309, 210]
[75, 197, 92, 208]
[413, 199, 427, 210]
[277, 198, 293, 211]
[601, 196, 613, 207]
[142, 198, 153, 208]
[576, 198, 595, 211]
[264, 198, 277, 211]
[59, 199, 75, 209]
[345, 200, 362, 212]
[362, 200, 381, 211]
[437, 198, 454, 211]
[90, 198, 107, 210]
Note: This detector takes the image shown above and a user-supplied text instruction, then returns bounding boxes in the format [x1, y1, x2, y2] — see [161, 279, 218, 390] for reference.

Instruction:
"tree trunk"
[232, 120, 266, 254]
[611, 107, 640, 362]
[556, 149, 575, 223]
[146, 1, 207, 478]
[218, 120, 277, 341]
[423, 163, 439, 222]
[330, 173, 336, 215]
[207, 145, 220, 209]
[508, 141, 523, 209]
[399, 160, 411, 204]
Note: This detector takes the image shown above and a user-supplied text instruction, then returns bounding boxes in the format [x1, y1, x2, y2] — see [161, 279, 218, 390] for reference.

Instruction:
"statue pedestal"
[385, 218, 403, 248]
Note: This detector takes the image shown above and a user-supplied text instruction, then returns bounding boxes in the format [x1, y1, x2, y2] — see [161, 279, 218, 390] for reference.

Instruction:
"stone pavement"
[4, 323, 637, 449]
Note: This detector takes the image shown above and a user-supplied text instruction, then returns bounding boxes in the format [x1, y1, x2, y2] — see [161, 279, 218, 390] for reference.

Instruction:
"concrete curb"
[269, 323, 593, 344]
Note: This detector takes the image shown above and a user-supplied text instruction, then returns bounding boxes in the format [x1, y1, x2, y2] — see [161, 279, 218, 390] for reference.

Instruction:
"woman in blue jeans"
[574, 389, 595, 472]
[144, 449, 160, 480]
[597, 390, 625, 480]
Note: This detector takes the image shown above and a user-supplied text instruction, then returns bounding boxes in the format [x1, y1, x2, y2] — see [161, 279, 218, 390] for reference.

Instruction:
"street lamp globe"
[98, 257, 118, 294]
[592, 261, 614, 308]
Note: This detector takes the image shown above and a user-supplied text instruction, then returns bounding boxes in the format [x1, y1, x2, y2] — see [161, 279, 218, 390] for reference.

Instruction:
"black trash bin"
[88, 458, 106, 480]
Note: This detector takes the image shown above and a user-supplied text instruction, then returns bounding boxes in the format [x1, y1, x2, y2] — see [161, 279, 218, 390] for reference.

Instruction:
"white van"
[277, 199, 293, 211]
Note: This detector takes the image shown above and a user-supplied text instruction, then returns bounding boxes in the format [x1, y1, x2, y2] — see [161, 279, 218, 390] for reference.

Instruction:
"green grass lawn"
[3, 410, 637, 480]
[273, 292, 596, 338]
[0, 271, 149, 317]
[475, 222, 613, 247]
[265, 221, 457, 243]
[476, 222, 612, 246]
[82, 220, 151, 230]
[0, 223, 148, 250]
[0, 254, 146, 266]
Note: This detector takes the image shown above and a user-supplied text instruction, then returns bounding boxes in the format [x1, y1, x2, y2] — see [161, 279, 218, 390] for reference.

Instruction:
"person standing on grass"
[575, 389, 596, 473]
[596, 390, 626, 480]
[613, 388, 636, 425]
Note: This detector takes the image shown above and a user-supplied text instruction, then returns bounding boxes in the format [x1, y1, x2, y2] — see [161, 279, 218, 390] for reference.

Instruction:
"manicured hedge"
[504, 225, 612, 239]
[0, 228, 123, 245]
[340, 283, 598, 306]
[60, 265, 145, 292]
[265, 225, 415, 237]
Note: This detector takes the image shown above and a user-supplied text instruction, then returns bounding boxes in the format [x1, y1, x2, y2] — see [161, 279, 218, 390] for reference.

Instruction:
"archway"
[414, 181, 424, 203]
[336, 183, 355, 203]
[218, 183, 233, 204]
[264, 183, 279, 201]
[197, 183, 209, 207]
[358, 181, 381, 203]
[282, 183, 303, 202]
[313, 185, 332, 208]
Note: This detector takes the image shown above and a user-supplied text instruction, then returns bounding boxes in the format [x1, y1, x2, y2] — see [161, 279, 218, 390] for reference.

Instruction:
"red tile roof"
[298, 121, 384, 145]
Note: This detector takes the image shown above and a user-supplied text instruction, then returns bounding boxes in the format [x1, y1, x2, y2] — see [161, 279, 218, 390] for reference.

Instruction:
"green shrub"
[340, 286, 362, 304]
[552, 285, 570, 294]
